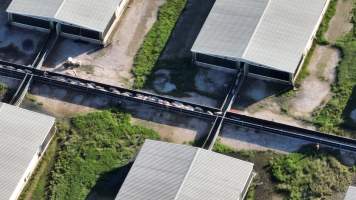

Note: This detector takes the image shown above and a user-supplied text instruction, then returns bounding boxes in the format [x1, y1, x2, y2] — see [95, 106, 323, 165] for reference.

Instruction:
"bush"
[48, 111, 159, 199]
[270, 152, 352, 199]
[132, 0, 187, 88]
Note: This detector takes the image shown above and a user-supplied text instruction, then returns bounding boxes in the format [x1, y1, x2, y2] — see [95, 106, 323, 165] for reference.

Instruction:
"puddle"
[152, 69, 177, 93]
[22, 39, 34, 52]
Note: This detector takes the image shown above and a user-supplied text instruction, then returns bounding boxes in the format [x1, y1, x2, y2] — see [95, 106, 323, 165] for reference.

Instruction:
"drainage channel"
[0, 64, 220, 118]
[2, 61, 356, 153]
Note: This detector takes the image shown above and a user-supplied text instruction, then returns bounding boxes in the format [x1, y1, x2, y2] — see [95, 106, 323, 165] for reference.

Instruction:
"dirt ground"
[43, 0, 165, 88]
[22, 82, 211, 144]
[0, 0, 48, 65]
[233, 0, 354, 130]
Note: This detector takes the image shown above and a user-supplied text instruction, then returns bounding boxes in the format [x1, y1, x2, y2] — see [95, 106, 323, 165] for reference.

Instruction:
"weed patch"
[133, 0, 187, 88]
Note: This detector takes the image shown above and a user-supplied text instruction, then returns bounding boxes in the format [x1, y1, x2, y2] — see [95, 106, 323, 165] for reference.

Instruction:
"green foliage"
[270, 152, 352, 200]
[313, 8, 356, 134]
[132, 0, 187, 89]
[48, 111, 159, 199]
[215, 142, 353, 200]
[316, 0, 337, 45]
[0, 83, 7, 96]
[294, 43, 315, 87]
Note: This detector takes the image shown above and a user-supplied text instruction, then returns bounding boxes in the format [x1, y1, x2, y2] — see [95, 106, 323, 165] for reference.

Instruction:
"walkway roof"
[191, 0, 328, 74]
[7, 0, 122, 32]
[0, 103, 55, 200]
[115, 140, 254, 200]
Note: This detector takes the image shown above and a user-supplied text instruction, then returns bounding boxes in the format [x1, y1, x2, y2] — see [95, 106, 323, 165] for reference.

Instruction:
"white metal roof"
[344, 186, 356, 200]
[7, 0, 122, 32]
[115, 140, 254, 200]
[191, 0, 328, 74]
[0, 103, 55, 200]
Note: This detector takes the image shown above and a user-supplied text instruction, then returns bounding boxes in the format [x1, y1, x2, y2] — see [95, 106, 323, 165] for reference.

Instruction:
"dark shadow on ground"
[43, 37, 101, 69]
[219, 123, 312, 153]
[232, 76, 292, 110]
[143, 0, 234, 108]
[0, 0, 48, 65]
[0, 75, 21, 103]
[342, 86, 356, 130]
[86, 162, 133, 200]
[21, 81, 213, 143]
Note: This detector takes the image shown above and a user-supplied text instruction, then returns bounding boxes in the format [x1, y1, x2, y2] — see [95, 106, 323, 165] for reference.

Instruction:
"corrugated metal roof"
[7, 0, 122, 32]
[344, 186, 356, 200]
[191, 0, 269, 60]
[115, 140, 254, 200]
[0, 103, 55, 200]
[6, 0, 64, 19]
[192, 0, 328, 74]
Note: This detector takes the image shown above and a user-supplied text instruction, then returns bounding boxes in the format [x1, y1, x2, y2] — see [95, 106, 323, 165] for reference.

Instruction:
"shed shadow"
[85, 162, 133, 200]
[342, 86, 356, 130]
[232, 76, 292, 110]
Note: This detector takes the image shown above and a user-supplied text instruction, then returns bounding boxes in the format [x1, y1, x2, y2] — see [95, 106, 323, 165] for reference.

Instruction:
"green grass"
[48, 111, 159, 199]
[294, 43, 315, 87]
[316, 0, 338, 45]
[270, 149, 352, 199]
[313, 6, 356, 134]
[132, 0, 187, 89]
[214, 142, 353, 200]
[20, 111, 159, 199]
[0, 83, 8, 96]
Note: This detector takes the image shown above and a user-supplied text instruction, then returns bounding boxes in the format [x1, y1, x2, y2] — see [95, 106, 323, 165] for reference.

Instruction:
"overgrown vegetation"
[0, 83, 7, 97]
[132, 0, 187, 89]
[20, 111, 159, 199]
[270, 149, 352, 199]
[316, 0, 338, 44]
[214, 142, 353, 200]
[313, 5, 356, 134]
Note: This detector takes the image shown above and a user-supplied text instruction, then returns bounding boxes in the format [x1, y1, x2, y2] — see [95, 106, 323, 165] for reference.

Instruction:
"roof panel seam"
[241, 0, 272, 58]
[174, 149, 200, 200]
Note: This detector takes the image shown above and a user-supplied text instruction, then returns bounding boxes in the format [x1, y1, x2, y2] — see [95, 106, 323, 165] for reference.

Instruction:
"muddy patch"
[152, 70, 177, 93]
[290, 46, 340, 117]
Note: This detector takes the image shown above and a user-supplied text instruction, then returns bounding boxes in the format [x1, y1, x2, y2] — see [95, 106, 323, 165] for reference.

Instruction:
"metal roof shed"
[0, 103, 55, 200]
[7, 0, 127, 44]
[115, 140, 254, 200]
[192, 0, 330, 83]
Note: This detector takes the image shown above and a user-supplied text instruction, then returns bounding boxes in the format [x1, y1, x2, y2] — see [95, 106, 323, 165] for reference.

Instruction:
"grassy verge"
[316, 0, 338, 45]
[133, 0, 187, 89]
[0, 83, 8, 98]
[313, 7, 356, 134]
[19, 110, 159, 199]
[214, 142, 353, 200]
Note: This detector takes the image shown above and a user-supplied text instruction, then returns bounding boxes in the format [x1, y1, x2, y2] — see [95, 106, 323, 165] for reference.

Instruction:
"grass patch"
[214, 142, 353, 200]
[0, 83, 8, 97]
[132, 0, 187, 89]
[20, 110, 159, 199]
[313, 6, 356, 134]
[48, 110, 159, 199]
[270, 148, 352, 199]
[316, 0, 338, 45]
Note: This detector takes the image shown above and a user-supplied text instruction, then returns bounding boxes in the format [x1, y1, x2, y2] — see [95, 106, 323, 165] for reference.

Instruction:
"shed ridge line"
[174, 148, 200, 200]
[54, 0, 67, 19]
[241, 0, 272, 58]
